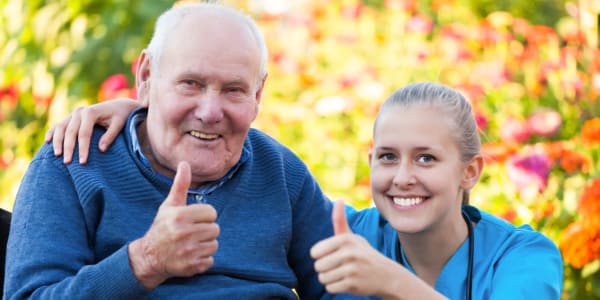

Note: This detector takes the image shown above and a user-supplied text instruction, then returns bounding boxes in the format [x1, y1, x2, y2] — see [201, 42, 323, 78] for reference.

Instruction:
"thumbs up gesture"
[332, 199, 350, 235]
[128, 161, 220, 289]
[310, 200, 405, 297]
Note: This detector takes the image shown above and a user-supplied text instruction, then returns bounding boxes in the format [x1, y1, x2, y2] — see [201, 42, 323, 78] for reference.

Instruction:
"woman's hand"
[44, 98, 140, 164]
[311, 200, 446, 300]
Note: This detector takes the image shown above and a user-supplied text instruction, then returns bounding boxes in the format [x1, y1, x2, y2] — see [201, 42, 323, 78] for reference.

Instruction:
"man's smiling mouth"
[190, 130, 220, 140]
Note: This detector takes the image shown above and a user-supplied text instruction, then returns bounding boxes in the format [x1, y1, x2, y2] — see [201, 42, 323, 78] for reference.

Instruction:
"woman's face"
[369, 104, 477, 235]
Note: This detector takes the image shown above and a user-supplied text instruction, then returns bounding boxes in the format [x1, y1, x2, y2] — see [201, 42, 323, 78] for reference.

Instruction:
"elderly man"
[5, 3, 335, 299]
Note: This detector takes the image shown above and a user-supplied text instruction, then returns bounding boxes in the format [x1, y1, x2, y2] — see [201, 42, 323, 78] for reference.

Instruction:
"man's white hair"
[145, 2, 268, 78]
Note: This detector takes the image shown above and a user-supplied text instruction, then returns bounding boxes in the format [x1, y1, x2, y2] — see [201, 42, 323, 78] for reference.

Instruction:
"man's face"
[137, 13, 264, 187]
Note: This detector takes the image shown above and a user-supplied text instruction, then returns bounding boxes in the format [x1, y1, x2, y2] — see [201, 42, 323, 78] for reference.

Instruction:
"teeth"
[190, 131, 219, 139]
[393, 197, 424, 207]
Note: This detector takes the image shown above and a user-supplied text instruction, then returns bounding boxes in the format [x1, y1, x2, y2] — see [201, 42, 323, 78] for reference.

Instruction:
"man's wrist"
[128, 238, 165, 290]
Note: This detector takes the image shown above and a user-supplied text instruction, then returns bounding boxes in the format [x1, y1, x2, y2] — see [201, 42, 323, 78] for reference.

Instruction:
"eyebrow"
[177, 71, 250, 84]
[374, 145, 438, 152]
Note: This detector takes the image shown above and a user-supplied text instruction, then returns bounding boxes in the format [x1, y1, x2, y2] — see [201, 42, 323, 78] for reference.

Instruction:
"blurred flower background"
[1, 0, 599, 298]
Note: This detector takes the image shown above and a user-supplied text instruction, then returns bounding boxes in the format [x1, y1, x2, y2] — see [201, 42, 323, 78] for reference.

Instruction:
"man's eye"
[182, 80, 198, 86]
[225, 87, 244, 93]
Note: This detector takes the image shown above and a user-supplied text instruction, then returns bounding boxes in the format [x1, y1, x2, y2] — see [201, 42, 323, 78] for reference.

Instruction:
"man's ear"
[135, 50, 152, 107]
[461, 154, 484, 190]
[251, 73, 268, 120]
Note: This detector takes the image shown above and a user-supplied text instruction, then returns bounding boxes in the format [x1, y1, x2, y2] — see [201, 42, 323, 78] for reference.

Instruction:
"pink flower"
[475, 111, 488, 131]
[501, 117, 531, 143]
[527, 109, 562, 137]
[406, 15, 433, 34]
[507, 153, 552, 194]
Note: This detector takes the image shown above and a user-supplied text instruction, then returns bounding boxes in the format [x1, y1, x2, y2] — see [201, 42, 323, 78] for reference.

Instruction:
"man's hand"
[128, 161, 220, 289]
[44, 98, 140, 164]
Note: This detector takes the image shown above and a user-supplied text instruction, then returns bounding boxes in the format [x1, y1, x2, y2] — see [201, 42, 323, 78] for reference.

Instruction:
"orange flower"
[533, 201, 555, 222]
[578, 178, 600, 218]
[525, 25, 558, 47]
[560, 220, 600, 268]
[582, 118, 600, 144]
[499, 206, 517, 223]
[481, 142, 517, 164]
[542, 141, 567, 161]
[559, 150, 590, 174]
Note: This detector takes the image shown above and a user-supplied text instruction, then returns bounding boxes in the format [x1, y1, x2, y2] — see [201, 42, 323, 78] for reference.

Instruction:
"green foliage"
[463, 0, 568, 26]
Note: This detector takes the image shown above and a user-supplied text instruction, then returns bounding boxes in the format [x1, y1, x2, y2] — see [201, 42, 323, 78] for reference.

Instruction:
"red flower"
[0, 83, 19, 108]
[98, 74, 130, 102]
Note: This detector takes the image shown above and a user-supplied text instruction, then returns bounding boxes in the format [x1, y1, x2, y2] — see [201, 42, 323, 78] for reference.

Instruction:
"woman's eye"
[378, 153, 396, 161]
[417, 154, 435, 164]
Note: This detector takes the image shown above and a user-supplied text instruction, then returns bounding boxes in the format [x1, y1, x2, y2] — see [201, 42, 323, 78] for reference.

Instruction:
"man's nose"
[194, 90, 224, 124]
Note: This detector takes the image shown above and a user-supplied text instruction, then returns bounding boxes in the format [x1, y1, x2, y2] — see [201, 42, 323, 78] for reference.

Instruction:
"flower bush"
[1, 0, 599, 298]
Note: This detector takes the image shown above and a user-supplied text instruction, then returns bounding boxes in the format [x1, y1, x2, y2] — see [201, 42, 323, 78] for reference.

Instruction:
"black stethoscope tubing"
[396, 208, 474, 300]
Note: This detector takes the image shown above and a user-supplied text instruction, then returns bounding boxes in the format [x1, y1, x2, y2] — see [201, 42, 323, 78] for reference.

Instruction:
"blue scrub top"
[346, 205, 563, 299]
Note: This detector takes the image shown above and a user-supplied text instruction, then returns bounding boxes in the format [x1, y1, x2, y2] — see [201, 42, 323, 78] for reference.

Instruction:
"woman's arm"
[44, 98, 140, 164]
[311, 201, 447, 300]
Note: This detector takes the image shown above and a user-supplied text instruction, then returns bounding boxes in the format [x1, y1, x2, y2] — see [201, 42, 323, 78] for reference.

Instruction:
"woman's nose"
[392, 161, 417, 187]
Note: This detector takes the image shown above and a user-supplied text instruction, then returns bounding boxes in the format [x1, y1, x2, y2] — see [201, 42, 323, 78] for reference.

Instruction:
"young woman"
[310, 82, 563, 299]
[46, 82, 563, 299]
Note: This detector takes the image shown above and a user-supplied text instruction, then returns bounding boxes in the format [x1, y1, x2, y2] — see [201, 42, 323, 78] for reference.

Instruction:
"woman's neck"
[398, 214, 469, 287]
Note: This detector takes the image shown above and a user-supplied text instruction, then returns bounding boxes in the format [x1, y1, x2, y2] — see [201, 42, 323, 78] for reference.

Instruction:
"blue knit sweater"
[5, 112, 336, 299]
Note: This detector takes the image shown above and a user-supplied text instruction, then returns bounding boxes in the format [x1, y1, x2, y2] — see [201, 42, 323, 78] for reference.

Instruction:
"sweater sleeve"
[4, 153, 148, 300]
[489, 228, 563, 299]
[285, 167, 334, 299]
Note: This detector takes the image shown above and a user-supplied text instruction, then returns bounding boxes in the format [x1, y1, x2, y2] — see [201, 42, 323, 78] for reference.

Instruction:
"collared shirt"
[128, 110, 249, 203]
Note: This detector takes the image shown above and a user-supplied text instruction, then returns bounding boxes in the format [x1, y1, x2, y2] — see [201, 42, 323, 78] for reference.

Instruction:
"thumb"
[332, 199, 350, 235]
[164, 161, 191, 207]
